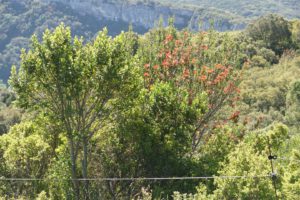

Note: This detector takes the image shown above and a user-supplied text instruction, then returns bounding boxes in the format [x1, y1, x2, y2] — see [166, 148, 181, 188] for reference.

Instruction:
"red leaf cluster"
[142, 30, 241, 116]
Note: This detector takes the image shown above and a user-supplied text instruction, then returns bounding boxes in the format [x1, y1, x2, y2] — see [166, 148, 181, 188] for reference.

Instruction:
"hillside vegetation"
[0, 12, 300, 199]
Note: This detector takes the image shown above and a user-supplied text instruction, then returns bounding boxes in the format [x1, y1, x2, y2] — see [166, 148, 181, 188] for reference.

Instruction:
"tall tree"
[245, 14, 292, 55]
[139, 26, 241, 151]
[10, 24, 131, 199]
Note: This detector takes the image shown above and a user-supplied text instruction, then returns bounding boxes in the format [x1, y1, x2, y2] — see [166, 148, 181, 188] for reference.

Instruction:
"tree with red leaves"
[139, 26, 242, 151]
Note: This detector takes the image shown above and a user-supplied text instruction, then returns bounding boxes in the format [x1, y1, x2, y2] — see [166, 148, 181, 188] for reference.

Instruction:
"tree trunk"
[68, 137, 80, 200]
[82, 136, 89, 199]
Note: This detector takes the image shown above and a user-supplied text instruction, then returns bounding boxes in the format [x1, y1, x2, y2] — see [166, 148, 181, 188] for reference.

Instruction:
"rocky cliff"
[41, 0, 245, 31]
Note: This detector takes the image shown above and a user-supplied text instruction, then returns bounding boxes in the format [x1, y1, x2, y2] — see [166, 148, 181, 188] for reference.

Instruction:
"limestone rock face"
[41, 0, 245, 30]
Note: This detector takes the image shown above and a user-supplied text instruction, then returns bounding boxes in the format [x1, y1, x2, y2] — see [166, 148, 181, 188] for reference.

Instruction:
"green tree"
[10, 24, 131, 199]
[199, 123, 288, 199]
[238, 54, 300, 130]
[101, 26, 242, 198]
[245, 14, 292, 55]
[94, 80, 207, 198]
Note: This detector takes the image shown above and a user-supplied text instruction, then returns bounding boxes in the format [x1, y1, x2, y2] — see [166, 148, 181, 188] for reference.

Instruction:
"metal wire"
[0, 175, 271, 182]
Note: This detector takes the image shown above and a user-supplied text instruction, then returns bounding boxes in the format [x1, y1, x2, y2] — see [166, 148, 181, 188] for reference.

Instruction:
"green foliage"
[282, 151, 300, 199]
[212, 143, 276, 199]
[0, 121, 51, 198]
[0, 85, 21, 135]
[10, 24, 134, 199]
[180, 123, 288, 199]
[91, 24, 243, 198]
[46, 142, 74, 200]
[258, 48, 278, 65]
[250, 55, 269, 68]
[235, 33, 279, 69]
[291, 20, 300, 49]
[285, 80, 300, 133]
[238, 53, 300, 129]
[100, 81, 208, 198]
[1, 17, 300, 199]
[245, 14, 292, 55]
[194, 125, 245, 192]
[36, 191, 48, 200]
[171, 123, 290, 199]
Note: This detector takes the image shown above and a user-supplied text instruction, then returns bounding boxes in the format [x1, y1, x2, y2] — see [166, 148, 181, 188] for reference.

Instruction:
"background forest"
[0, 1, 300, 200]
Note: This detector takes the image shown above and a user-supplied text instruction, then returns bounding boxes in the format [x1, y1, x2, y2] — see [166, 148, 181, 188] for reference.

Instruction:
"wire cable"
[0, 175, 271, 182]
